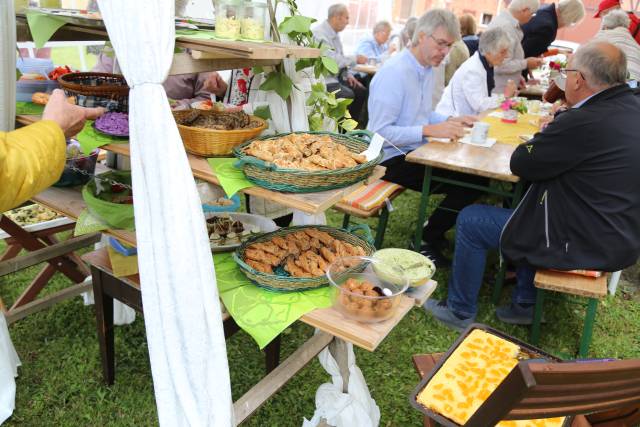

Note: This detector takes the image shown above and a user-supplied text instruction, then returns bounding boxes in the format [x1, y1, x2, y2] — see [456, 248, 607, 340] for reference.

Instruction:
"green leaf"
[16, 68, 22, 81]
[259, 71, 294, 100]
[340, 118, 358, 132]
[309, 114, 323, 131]
[278, 16, 316, 35]
[295, 58, 313, 72]
[253, 66, 264, 75]
[320, 56, 338, 74]
[253, 105, 272, 121]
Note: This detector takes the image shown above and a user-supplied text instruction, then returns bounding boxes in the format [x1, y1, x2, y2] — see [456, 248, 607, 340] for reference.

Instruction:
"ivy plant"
[257, 0, 356, 131]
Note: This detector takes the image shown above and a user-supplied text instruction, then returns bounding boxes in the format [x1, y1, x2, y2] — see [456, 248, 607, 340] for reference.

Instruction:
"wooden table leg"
[264, 334, 281, 374]
[413, 166, 433, 251]
[11, 264, 56, 309]
[91, 266, 115, 385]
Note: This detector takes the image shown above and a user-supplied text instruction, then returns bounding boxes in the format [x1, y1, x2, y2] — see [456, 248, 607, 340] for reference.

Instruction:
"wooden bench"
[412, 352, 640, 426]
[532, 270, 608, 359]
[333, 179, 405, 248]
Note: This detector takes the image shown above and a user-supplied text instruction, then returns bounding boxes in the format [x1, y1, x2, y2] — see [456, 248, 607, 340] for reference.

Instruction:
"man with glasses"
[367, 9, 480, 267]
[488, 0, 544, 93]
[425, 41, 640, 331]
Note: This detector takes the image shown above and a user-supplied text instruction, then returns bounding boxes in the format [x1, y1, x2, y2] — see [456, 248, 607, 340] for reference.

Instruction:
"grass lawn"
[50, 46, 99, 71]
[2, 190, 640, 426]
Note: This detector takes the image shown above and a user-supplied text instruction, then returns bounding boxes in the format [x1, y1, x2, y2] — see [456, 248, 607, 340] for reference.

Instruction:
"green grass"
[2, 190, 639, 426]
[50, 46, 98, 71]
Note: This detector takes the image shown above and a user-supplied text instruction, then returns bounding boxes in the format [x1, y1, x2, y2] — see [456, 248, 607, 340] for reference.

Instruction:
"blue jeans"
[446, 205, 537, 318]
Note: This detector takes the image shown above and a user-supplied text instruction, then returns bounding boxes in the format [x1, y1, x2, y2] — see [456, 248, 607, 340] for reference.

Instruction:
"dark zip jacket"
[501, 84, 640, 271]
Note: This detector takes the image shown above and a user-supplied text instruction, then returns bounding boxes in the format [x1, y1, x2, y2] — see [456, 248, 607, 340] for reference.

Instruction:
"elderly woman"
[595, 9, 640, 80]
[436, 27, 516, 117]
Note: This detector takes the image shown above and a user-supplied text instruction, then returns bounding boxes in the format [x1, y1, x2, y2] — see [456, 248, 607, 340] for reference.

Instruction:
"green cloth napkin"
[77, 120, 128, 155]
[26, 10, 67, 48]
[214, 252, 333, 349]
[207, 158, 254, 197]
[74, 209, 109, 236]
[15, 102, 45, 116]
[175, 29, 270, 43]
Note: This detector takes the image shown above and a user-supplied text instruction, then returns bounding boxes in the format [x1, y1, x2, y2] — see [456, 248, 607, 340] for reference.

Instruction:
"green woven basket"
[82, 170, 135, 231]
[232, 131, 383, 193]
[233, 224, 375, 292]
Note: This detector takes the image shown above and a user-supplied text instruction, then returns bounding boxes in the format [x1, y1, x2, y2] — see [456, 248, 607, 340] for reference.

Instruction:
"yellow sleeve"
[0, 120, 66, 213]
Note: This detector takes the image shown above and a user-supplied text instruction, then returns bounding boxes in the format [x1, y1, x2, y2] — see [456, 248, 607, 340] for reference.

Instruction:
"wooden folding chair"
[413, 354, 640, 427]
[0, 214, 99, 323]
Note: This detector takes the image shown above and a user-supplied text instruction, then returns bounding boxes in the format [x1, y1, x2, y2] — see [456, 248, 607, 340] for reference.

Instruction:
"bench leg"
[374, 207, 390, 249]
[492, 263, 507, 305]
[341, 214, 351, 230]
[531, 289, 545, 346]
[413, 166, 433, 251]
[92, 267, 115, 385]
[578, 298, 598, 358]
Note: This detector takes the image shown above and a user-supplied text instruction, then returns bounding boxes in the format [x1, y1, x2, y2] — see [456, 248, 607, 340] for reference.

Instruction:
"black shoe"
[419, 243, 451, 268]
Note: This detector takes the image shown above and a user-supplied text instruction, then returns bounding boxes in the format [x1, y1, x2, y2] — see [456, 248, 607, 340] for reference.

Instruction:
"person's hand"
[388, 44, 397, 55]
[538, 114, 554, 130]
[423, 121, 465, 139]
[356, 55, 368, 65]
[345, 74, 365, 89]
[42, 89, 105, 138]
[504, 79, 518, 97]
[526, 57, 543, 70]
[448, 115, 478, 127]
[518, 76, 527, 90]
[202, 72, 228, 97]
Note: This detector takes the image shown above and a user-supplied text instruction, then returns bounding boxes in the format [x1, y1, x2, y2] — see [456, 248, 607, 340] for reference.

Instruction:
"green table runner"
[214, 252, 333, 349]
[207, 158, 254, 197]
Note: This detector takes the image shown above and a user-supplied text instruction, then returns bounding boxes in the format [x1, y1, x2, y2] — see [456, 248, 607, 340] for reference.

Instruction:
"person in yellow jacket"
[1, 89, 105, 213]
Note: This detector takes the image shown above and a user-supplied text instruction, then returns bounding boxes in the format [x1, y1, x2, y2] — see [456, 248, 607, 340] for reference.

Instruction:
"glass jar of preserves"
[241, 2, 267, 41]
[214, 0, 243, 40]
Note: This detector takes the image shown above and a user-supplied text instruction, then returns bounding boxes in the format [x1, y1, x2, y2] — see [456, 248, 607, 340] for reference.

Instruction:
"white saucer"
[460, 136, 497, 148]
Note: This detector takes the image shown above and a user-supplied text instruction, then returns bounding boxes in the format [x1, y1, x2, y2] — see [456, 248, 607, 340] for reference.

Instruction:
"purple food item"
[95, 112, 129, 137]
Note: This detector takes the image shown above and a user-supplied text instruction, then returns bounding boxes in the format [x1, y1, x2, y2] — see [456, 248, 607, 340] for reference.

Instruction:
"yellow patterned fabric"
[484, 113, 540, 146]
[417, 329, 565, 427]
[0, 121, 65, 213]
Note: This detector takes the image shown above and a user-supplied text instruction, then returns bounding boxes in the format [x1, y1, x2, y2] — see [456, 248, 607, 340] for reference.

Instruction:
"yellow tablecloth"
[483, 113, 539, 146]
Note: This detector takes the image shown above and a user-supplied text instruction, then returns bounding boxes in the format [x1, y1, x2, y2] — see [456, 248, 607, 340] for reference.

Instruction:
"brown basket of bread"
[172, 109, 267, 157]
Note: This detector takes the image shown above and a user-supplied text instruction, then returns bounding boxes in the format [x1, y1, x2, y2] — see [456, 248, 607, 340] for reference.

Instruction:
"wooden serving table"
[81, 245, 431, 424]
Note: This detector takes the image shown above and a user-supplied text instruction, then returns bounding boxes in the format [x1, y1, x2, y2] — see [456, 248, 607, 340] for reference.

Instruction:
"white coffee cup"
[470, 122, 490, 144]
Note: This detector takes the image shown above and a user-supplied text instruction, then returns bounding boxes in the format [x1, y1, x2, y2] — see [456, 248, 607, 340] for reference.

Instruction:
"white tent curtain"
[0, 1, 21, 424]
[97, 1, 233, 425]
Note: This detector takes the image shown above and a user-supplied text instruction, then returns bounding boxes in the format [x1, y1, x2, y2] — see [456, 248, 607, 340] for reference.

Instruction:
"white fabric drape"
[97, 1, 233, 425]
[0, 2, 21, 425]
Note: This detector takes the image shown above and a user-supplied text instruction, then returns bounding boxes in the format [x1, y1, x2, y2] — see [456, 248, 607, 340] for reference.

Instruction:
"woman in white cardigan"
[436, 27, 517, 117]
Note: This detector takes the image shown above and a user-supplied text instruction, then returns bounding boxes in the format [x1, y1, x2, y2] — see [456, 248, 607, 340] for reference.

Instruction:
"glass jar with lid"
[241, 2, 267, 41]
[214, 0, 243, 40]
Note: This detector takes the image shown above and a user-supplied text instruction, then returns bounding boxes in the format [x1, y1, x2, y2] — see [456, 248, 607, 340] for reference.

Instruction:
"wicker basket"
[233, 131, 383, 193]
[173, 109, 267, 157]
[58, 72, 129, 111]
[233, 225, 375, 292]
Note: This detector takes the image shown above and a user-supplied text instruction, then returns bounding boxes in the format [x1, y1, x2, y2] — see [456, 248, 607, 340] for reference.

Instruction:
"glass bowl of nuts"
[326, 256, 409, 323]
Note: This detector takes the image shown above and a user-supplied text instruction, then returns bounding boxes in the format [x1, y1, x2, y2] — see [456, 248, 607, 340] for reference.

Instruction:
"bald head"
[572, 41, 627, 90]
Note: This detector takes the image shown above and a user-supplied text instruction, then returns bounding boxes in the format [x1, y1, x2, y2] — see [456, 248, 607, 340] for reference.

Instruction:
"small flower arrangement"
[548, 60, 566, 71]
[500, 98, 527, 123]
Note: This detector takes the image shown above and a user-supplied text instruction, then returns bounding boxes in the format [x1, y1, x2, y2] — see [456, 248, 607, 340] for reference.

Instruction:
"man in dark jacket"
[424, 41, 640, 331]
[522, 0, 585, 58]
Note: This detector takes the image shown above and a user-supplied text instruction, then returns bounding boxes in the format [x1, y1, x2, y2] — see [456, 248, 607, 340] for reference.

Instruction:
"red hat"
[594, 0, 620, 18]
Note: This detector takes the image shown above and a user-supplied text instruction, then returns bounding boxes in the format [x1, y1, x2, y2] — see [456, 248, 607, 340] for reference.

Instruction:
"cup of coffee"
[470, 122, 490, 144]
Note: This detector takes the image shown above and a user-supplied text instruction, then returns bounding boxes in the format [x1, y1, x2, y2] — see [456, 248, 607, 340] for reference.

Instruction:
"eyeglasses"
[429, 34, 454, 50]
[559, 68, 584, 80]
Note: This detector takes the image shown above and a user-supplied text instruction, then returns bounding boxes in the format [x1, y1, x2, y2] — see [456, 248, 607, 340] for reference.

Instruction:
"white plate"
[459, 136, 497, 148]
[205, 212, 277, 253]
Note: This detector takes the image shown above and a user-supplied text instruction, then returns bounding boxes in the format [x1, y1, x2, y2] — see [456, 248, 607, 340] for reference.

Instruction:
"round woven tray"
[58, 72, 129, 98]
[233, 225, 375, 292]
[173, 109, 267, 157]
[233, 132, 383, 193]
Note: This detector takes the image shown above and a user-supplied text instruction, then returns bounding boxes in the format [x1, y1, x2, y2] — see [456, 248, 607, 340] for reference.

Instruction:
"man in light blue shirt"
[368, 9, 482, 266]
[355, 21, 395, 64]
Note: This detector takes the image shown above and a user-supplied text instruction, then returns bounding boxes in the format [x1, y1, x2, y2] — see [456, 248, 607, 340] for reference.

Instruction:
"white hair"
[373, 21, 392, 34]
[572, 41, 627, 90]
[412, 9, 460, 46]
[557, 0, 585, 27]
[601, 9, 630, 30]
[508, 0, 540, 13]
[478, 27, 511, 55]
[328, 4, 348, 19]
